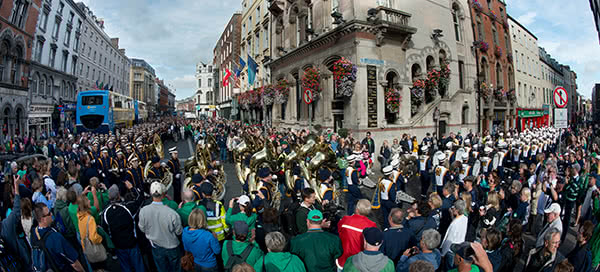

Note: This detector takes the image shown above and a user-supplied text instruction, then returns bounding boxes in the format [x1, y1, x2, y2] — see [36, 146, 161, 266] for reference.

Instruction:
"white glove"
[161, 162, 167, 167]
[175, 174, 181, 179]
[102, 173, 106, 178]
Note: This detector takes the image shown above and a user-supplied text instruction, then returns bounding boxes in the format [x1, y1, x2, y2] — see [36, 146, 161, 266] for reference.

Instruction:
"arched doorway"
[385, 71, 399, 124]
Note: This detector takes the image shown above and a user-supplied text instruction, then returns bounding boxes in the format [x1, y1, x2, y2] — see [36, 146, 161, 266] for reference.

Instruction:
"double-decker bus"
[76, 90, 134, 133]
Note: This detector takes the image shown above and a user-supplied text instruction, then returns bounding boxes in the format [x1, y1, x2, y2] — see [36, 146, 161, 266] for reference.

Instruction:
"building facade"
[562, 66, 578, 124]
[266, 0, 478, 141]
[76, 3, 130, 97]
[590, 0, 600, 44]
[213, 13, 241, 119]
[238, 0, 271, 122]
[538, 47, 564, 127]
[507, 15, 547, 130]
[195, 62, 214, 117]
[129, 58, 155, 118]
[29, 0, 83, 138]
[176, 96, 195, 112]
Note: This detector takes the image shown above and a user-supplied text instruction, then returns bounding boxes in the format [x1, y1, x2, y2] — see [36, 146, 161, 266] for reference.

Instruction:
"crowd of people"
[0, 116, 598, 272]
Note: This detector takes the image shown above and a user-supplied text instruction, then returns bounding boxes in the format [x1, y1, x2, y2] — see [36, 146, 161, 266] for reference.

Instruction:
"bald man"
[177, 189, 207, 227]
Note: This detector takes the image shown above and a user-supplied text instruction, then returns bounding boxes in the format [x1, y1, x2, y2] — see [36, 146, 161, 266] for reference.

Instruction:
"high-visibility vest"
[205, 200, 228, 241]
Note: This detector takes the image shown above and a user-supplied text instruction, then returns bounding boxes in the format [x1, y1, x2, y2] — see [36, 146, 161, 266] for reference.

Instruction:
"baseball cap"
[200, 182, 214, 195]
[363, 227, 383, 246]
[257, 168, 270, 178]
[307, 210, 323, 222]
[237, 195, 251, 206]
[318, 168, 331, 181]
[451, 242, 475, 262]
[544, 203, 561, 214]
[150, 182, 164, 195]
[233, 221, 249, 236]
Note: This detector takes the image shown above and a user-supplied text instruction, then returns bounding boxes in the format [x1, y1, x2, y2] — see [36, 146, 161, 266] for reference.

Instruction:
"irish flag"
[222, 68, 232, 87]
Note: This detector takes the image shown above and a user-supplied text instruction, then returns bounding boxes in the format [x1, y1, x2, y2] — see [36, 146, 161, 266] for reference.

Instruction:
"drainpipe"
[467, 3, 482, 133]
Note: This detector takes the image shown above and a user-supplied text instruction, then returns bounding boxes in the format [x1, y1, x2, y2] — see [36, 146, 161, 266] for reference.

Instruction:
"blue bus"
[76, 90, 134, 134]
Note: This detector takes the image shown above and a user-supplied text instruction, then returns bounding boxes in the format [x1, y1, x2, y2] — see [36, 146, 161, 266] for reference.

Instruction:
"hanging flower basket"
[247, 89, 260, 108]
[261, 85, 275, 106]
[494, 87, 506, 101]
[238, 92, 249, 110]
[507, 53, 513, 63]
[438, 61, 451, 96]
[410, 80, 425, 116]
[475, 40, 489, 52]
[494, 46, 503, 57]
[507, 88, 516, 104]
[472, 0, 483, 13]
[333, 57, 357, 97]
[274, 79, 290, 104]
[385, 88, 402, 113]
[479, 82, 491, 102]
[489, 11, 497, 22]
[302, 67, 321, 100]
[425, 69, 439, 103]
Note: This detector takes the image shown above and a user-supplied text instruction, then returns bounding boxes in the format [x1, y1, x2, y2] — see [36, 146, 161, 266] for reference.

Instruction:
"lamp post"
[433, 107, 440, 140]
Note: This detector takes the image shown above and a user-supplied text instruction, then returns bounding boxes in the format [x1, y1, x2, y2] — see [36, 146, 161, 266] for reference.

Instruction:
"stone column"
[322, 71, 333, 125]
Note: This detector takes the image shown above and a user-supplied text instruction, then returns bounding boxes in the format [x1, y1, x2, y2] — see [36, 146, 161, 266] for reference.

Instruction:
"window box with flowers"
[438, 61, 451, 97]
[479, 82, 491, 103]
[507, 88, 516, 104]
[425, 69, 440, 104]
[472, 0, 483, 13]
[333, 57, 357, 98]
[302, 67, 321, 100]
[385, 88, 402, 113]
[474, 40, 489, 52]
[494, 46, 502, 57]
[274, 79, 290, 104]
[494, 87, 506, 101]
[489, 10, 497, 22]
[261, 85, 275, 106]
[410, 80, 425, 116]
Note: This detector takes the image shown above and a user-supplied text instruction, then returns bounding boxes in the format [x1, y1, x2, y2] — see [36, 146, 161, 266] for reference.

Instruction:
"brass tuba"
[307, 143, 337, 203]
[154, 134, 164, 160]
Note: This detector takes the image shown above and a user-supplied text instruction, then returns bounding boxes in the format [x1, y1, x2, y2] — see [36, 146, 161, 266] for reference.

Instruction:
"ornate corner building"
[263, 0, 478, 140]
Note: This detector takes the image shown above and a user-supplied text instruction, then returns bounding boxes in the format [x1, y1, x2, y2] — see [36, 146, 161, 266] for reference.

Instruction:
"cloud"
[516, 12, 537, 26]
[79, 0, 239, 99]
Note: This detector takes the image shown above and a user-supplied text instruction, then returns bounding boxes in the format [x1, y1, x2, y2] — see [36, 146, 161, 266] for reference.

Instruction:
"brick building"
[469, 0, 515, 133]
[213, 13, 241, 119]
[0, 0, 43, 138]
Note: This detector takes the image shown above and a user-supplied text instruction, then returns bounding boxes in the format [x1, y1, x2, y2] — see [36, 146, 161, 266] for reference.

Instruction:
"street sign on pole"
[303, 89, 313, 104]
[553, 86, 568, 108]
[554, 108, 568, 128]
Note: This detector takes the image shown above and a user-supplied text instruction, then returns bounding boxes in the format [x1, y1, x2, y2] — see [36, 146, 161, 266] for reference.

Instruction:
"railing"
[375, 6, 412, 27]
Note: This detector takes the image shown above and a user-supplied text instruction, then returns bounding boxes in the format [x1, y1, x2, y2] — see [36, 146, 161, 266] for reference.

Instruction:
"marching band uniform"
[374, 166, 397, 229]
[434, 152, 449, 195]
[459, 153, 471, 184]
[125, 156, 144, 192]
[167, 147, 182, 203]
[97, 147, 114, 186]
[252, 168, 275, 210]
[419, 146, 433, 198]
[292, 166, 309, 199]
[318, 168, 335, 203]
[345, 155, 363, 215]
[147, 157, 164, 180]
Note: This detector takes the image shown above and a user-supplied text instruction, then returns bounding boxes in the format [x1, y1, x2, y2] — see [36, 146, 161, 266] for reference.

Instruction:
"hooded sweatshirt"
[253, 252, 306, 272]
[343, 250, 394, 272]
[182, 227, 221, 268]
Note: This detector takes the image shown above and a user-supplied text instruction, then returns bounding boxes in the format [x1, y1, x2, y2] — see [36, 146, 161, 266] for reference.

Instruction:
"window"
[256, 7, 260, 21]
[496, 63, 503, 87]
[32, 73, 39, 94]
[62, 51, 68, 72]
[49, 48, 56, 68]
[72, 57, 77, 75]
[411, 63, 422, 82]
[492, 26, 498, 45]
[476, 15, 484, 40]
[264, 28, 269, 47]
[504, 33, 510, 52]
[208, 78, 212, 87]
[40, 75, 46, 95]
[198, 78, 201, 87]
[86, 65, 89, 77]
[11, 0, 28, 28]
[34, 41, 43, 62]
[452, 3, 461, 42]
[58, 2, 64, 15]
[462, 105, 469, 124]
[458, 61, 465, 89]
[481, 58, 489, 83]
[255, 32, 260, 54]
[64, 27, 71, 47]
[82, 95, 103, 105]
[52, 20, 60, 39]
[74, 34, 79, 52]
[40, 10, 49, 31]
[68, 12, 74, 25]
[515, 50, 519, 71]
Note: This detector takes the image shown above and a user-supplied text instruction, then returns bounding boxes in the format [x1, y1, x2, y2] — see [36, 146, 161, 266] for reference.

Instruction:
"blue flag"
[234, 67, 241, 78]
[248, 54, 258, 86]
[239, 57, 246, 70]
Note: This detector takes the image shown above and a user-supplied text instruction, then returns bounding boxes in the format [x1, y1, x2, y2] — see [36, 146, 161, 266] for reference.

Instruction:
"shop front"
[516, 108, 548, 131]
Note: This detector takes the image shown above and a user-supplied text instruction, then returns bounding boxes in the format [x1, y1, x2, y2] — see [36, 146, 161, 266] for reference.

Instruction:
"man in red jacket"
[336, 199, 377, 270]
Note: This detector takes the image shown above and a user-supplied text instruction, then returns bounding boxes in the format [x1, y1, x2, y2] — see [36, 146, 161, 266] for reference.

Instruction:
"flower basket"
[302, 67, 321, 100]
[494, 46, 503, 58]
[489, 11, 497, 22]
[494, 87, 506, 101]
[479, 82, 491, 102]
[425, 70, 439, 103]
[385, 88, 402, 113]
[261, 85, 275, 106]
[274, 79, 290, 104]
[475, 40, 489, 52]
[472, 0, 483, 13]
[333, 57, 357, 97]
[248, 89, 260, 108]
[238, 92, 249, 110]
[438, 62, 451, 96]
[410, 80, 425, 116]
[507, 53, 513, 63]
[507, 88, 516, 104]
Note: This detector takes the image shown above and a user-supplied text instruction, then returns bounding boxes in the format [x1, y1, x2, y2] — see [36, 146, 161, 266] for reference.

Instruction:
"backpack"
[0, 238, 23, 272]
[280, 201, 300, 236]
[31, 228, 60, 272]
[224, 241, 254, 272]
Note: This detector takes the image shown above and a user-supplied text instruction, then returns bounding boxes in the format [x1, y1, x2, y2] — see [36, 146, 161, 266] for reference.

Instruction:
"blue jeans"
[151, 245, 181, 272]
[195, 263, 219, 272]
[116, 246, 145, 272]
[220, 148, 227, 162]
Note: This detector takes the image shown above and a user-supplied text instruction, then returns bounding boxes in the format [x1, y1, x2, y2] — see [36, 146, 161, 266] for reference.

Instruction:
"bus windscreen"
[82, 95, 103, 106]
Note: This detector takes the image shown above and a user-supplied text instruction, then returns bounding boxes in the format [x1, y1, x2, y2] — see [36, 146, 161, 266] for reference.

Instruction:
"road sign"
[553, 87, 568, 108]
[554, 108, 568, 128]
[303, 89, 313, 104]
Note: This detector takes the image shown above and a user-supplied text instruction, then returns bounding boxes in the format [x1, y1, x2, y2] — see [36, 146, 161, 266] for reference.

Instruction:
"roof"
[507, 14, 538, 40]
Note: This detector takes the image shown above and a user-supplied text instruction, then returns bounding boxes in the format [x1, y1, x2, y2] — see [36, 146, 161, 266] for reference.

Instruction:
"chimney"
[111, 38, 119, 48]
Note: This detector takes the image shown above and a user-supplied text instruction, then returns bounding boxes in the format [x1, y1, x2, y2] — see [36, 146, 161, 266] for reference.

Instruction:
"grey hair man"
[440, 200, 468, 257]
[254, 232, 305, 272]
[396, 229, 442, 272]
[525, 228, 565, 272]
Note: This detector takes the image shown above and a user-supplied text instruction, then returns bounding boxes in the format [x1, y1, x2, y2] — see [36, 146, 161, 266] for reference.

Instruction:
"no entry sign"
[303, 89, 313, 104]
[553, 87, 568, 108]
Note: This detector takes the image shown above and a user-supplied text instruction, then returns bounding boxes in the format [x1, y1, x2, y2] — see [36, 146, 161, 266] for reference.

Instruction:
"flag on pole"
[99, 82, 104, 89]
[239, 57, 246, 71]
[247, 54, 258, 86]
[222, 68, 232, 87]
[233, 67, 241, 88]
[95, 80, 99, 89]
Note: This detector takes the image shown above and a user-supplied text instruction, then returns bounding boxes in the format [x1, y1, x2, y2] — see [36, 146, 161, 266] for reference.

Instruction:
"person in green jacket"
[87, 177, 109, 212]
[295, 188, 321, 234]
[343, 227, 394, 272]
[178, 190, 207, 227]
[254, 231, 306, 272]
[290, 210, 341, 272]
[226, 195, 257, 237]
[222, 221, 263, 268]
[589, 193, 600, 268]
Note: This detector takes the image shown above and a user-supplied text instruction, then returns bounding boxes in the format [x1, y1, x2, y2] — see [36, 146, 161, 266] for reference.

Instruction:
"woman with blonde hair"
[77, 194, 106, 268]
[182, 208, 221, 272]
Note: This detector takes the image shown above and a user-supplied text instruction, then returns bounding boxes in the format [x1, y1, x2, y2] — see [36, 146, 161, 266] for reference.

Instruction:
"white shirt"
[440, 215, 468, 256]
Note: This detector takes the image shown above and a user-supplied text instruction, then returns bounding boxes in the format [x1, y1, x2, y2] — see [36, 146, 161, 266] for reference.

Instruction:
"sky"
[80, 0, 600, 99]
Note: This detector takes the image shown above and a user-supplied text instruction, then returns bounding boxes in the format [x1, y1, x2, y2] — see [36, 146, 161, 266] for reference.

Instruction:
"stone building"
[0, 0, 43, 139]
[129, 58, 155, 119]
[507, 15, 547, 129]
[195, 62, 215, 117]
[266, 0, 478, 141]
[75, 3, 131, 97]
[29, 0, 84, 138]
[562, 66, 578, 123]
[469, 0, 515, 134]
[213, 13, 241, 119]
[538, 47, 564, 126]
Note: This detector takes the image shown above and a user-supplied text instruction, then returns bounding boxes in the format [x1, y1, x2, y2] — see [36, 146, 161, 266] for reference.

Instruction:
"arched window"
[481, 58, 489, 83]
[10, 46, 22, 85]
[426, 56, 435, 71]
[492, 26, 498, 45]
[32, 72, 39, 94]
[476, 15, 484, 40]
[48, 76, 54, 96]
[0, 40, 10, 82]
[40, 75, 46, 95]
[507, 68, 514, 89]
[385, 71, 399, 123]
[452, 3, 462, 42]
[496, 63, 503, 88]
[411, 63, 421, 82]
[462, 104, 469, 124]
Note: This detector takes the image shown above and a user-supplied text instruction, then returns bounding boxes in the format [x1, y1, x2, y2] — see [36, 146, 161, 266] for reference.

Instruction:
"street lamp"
[433, 107, 440, 139]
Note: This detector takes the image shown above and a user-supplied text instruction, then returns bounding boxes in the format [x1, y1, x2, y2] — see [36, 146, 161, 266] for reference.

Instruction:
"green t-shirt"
[87, 191, 109, 212]
[449, 264, 481, 272]
[162, 198, 178, 211]
[177, 202, 207, 227]
[226, 208, 257, 230]
[221, 240, 264, 267]
[290, 230, 343, 272]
